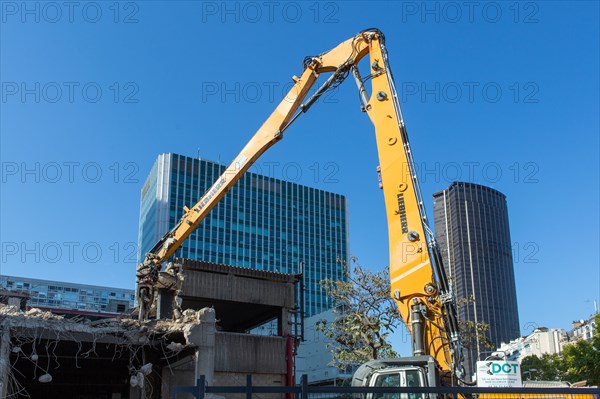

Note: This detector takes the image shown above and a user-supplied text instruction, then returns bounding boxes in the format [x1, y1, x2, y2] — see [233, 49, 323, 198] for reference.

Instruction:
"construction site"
[2, 4, 599, 399]
[0, 260, 301, 398]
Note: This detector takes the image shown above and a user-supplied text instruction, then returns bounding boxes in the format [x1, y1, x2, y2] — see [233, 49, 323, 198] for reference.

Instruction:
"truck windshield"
[372, 370, 423, 399]
[374, 373, 401, 399]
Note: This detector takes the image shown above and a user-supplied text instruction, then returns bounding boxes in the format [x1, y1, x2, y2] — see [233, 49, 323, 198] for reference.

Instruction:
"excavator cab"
[371, 367, 428, 399]
[352, 356, 441, 399]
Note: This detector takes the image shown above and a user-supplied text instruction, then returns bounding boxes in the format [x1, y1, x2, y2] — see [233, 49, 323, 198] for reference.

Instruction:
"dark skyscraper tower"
[433, 182, 520, 376]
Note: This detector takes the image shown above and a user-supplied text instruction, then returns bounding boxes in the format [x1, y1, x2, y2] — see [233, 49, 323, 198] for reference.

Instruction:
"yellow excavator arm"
[137, 29, 464, 380]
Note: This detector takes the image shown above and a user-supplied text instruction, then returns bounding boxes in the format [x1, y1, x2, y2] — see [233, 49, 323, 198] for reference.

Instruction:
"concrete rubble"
[0, 261, 298, 398]
[0, 304, 214, 399]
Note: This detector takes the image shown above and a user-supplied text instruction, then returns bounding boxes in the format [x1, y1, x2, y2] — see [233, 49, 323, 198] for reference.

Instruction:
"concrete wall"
[215, 332, 287, 374]
[161, 331, 288, 398]
[170, 261, 298, 397]
[177, 260, 298, 335]
[181, 265, 296, 309]
[160, 357, 197, 399]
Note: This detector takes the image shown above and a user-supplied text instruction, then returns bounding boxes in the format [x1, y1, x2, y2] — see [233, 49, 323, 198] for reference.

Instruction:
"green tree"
[316, 258, 400, 367]
[316, 258, 495, 370]
[456, 296, 495, 352]
[520, 314, 600, 385]
[520, 354, 543, 380]
[562, 314, 600, 385]
[520, 354, 567, 381]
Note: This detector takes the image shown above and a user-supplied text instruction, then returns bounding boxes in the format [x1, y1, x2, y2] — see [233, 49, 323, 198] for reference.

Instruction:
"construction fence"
[172, 375, 600, 399]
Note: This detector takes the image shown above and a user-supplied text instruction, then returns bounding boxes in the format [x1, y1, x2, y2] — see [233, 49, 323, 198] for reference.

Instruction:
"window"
[374, 373, 401, 399]
[372, 369, 424, 399]
[405, 370, 423, 399]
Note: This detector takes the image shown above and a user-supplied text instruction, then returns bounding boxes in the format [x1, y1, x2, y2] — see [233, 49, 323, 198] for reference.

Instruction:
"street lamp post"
[524, 368, 538, 380]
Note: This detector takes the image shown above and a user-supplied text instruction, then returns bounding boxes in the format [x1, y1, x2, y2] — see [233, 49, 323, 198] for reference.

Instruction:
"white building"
[295, 309, 355, 385]
[495, 312, 599, 362]
[566, 313, 598, 343]
[0, 275, 134, 314]
[495, 327, 566, 362]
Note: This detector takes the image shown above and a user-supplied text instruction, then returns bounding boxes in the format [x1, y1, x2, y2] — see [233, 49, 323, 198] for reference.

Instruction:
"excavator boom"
[137, 29, 464, 381]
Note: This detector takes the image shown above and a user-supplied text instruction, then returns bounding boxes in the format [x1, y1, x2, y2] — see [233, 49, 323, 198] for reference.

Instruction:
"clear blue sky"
[1, 1, 598, 347]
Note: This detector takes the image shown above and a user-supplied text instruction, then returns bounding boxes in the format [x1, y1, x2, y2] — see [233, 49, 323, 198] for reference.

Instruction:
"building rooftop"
[433, 181, 506, 198]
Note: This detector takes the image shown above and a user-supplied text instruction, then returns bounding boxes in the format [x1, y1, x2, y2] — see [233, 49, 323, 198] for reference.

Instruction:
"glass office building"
[433, 182, 520, 376]
[0, 275, 135, 314]
[138, 153, 349, 316]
